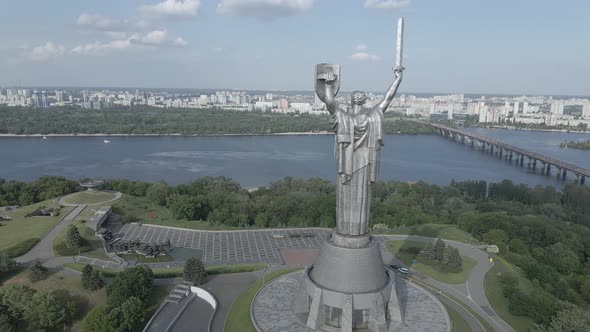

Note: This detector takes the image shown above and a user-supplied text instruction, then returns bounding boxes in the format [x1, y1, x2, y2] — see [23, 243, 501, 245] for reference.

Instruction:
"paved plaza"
[113, 223, 331, 265]
[252, 271, 450, 332]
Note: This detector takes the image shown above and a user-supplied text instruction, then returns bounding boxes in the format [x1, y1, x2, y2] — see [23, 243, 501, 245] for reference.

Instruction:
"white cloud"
[364, 0, 411, 9]
[350, 52, 382, 61]
[71, 30, 187, 55]
[217, 0, 315, 20]
[173, 37, 188, 47]
[28, 42, 65, 62]
[139, 0, 201, 19]
[76, 13, 123, 30]
[105, 31, 129, 39]
[71, 39, 133, 56]
[355, 43, 368, 51]
[141, 29, 169, 45]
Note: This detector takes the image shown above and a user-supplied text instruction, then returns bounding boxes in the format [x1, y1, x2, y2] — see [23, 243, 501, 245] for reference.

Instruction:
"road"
[380, 235, 514, 332]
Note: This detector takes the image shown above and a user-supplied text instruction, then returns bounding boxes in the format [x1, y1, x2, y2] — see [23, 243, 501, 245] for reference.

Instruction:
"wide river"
[1, 128, 589, 188]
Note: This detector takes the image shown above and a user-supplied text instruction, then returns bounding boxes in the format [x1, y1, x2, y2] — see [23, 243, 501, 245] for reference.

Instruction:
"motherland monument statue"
[292, 18, 407, 331]
[252, 18, 449, 332]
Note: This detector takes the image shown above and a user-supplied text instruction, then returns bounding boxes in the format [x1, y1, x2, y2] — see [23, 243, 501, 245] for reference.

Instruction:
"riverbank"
[473, 125, 590, 134]
[560, 140, 590, 150]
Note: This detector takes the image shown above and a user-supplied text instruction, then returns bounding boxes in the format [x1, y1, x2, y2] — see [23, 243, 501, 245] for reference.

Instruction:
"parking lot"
[114, 223, 331, 265]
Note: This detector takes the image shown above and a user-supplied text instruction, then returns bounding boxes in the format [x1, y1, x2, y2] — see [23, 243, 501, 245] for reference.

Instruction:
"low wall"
[190, 286, 217, 309]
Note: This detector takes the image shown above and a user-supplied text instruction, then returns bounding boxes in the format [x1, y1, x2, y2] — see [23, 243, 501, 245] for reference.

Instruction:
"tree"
[532, 306, 590, 332]
[24, 291, 76, 330]
[83, 305, 122, 332]
[184, 257, 207, 285]
[107, 265, 154, 307]
[0, 313, 14, 332]
[0, 253, 17, 275]
[433, 238, 446, 261]
[119, 297, 145, 331]
[0, 285, 36, 320]
[146, 182, 170, 207]
[508, 238, 528, 255]
[64, 224, 83, 249]
[81, 265, 104, 291]
[482, 229, 508, 245]
[28, 261, 48, 283]
[441, 246, 462, 271]
[544, 242, 580, 274]
[419, 243, 436, 261]
[168, 194, 203, 220]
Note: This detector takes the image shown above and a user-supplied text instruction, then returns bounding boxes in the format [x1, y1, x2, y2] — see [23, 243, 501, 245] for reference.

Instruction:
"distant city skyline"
[1, 0, 589, 96]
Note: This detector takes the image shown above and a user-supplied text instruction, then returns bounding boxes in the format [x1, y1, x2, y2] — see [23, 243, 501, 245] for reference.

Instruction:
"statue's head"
[351, 91, 367, 106]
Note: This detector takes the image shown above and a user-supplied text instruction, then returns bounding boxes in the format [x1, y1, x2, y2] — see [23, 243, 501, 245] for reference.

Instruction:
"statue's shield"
[315, 63, 341, 97]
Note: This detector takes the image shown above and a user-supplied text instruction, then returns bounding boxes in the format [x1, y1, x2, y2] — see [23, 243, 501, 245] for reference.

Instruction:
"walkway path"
[16, 204, 87, 265]
[57, 190, 123, 207]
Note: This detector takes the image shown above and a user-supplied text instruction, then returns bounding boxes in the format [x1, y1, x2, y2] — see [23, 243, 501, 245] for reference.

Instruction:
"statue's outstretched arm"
[316, 75, 340, 115]
[377, 69, 403, 113]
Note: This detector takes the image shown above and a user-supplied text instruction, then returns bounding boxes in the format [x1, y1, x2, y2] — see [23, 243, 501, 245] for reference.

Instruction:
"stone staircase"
[165, 281, 192, 304]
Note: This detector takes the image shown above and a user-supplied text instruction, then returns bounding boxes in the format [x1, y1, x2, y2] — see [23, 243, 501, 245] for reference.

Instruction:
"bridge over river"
[426, 123, 588, 185]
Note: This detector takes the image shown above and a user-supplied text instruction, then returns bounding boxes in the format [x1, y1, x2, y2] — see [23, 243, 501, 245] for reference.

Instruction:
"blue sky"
[1, 0, 589, 95]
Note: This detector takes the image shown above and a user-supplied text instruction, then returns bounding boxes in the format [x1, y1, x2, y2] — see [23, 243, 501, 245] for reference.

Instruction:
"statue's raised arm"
[376, 69, 403, 113]
[315, 64, 341, 115]
[377, 17, 405, 113]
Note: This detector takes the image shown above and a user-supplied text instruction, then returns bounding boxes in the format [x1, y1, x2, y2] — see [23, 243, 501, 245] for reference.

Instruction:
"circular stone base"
[252, 271, 450, 332]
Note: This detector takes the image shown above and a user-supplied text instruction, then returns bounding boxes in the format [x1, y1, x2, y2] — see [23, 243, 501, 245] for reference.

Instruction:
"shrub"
[184, 257, 207, 285]
[64, 225, 83, 249]
[0, 254, 17, 274]
[81, 265, 104, 291]
[28, 261, 48, 283]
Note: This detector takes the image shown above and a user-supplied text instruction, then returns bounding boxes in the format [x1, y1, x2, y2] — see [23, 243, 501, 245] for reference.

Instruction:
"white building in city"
[583, 102, 590, 119]
[550, 102, 564, 115]
[290, 102, 312, 113]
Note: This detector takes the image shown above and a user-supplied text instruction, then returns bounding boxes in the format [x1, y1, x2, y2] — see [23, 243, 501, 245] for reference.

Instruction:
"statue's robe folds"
[331, 107, 384, 236]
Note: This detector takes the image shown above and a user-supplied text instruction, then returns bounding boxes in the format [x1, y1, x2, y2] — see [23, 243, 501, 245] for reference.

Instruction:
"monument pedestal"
[293, 234, 402, 331]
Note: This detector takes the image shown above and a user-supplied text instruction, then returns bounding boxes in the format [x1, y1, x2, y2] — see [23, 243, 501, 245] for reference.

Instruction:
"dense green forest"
[3, 175, 590, 329]
[0, 106, 433, 135]
[101, 176, 590, 330]
[0, 176, 81, 206]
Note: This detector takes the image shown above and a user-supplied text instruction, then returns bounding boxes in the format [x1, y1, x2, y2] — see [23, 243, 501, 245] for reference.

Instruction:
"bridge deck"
[430, 124, 590, 178]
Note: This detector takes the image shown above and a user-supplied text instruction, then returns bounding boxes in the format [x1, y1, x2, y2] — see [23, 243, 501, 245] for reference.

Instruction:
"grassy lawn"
[61, 190, 118, 205]
[0, 200, 73, 255]
[64, 262, 267, 279]
[443, 302, 471, 332]
[74, 206, 101, 222]
[52, 219, 113, 261]
[112, 195, 239, 230]
[376, 223, 482, 245]
[484, 255, 534, 332]
[119, 252, 175, 263]
[1, 269, 107, 332]
[225, 269, 300, 332]
[386, 240, 476, 284]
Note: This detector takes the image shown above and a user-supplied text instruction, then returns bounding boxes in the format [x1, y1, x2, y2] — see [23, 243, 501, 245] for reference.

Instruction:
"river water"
[1, 128, 589, 188]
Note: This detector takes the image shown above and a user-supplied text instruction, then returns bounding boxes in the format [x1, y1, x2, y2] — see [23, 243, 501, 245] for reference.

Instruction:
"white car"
[398, 268, 409, 274]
